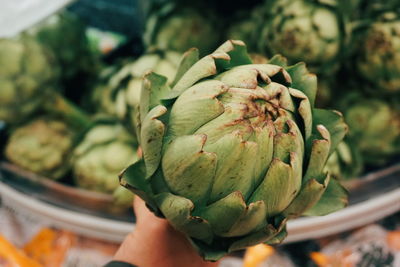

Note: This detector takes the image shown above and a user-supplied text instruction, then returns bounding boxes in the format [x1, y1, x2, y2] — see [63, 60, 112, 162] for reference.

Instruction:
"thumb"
[133, 195, 162, 226]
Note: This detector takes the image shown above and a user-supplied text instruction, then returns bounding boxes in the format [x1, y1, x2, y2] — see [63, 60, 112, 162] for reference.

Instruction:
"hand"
[114, 196, 219, 267]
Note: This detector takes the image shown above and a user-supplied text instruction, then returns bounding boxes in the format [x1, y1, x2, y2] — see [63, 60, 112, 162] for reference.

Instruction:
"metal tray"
[0, 161, 399, 243]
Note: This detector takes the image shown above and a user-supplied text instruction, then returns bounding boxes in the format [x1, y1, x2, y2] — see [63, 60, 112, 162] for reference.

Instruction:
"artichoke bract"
[73, 124, 140, 194]
[0, 35, 57, 123]
[120, 40, 348, 260]
[93, 50, 181, 131]
[355, 12, 400, 93]
[259, 0, 343, 74]
[5, 117, 75, 180]
[324, 141, 363, 181]
[344, 98, 400, 165]
[249, 53, 269, 64]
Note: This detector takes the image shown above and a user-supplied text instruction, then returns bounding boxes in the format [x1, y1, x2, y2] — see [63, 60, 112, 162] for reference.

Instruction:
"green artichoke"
[0, 33, 90, 127]
[226, 19, 255, 46]
[113, 186, 135, 211]
[324, 141, 363, 180]
[315, 77, 335, 108]
[120, 40, 348, 260]
[72, 123, 140, 194]
[259, 0, 343, 74]
[143, 4, 220, 54]
[0, 35, 57, 123]
[5, 117, 75, 179]
[30, 12, 99, 85]
[344, 98, 400, 165]
[225, 9, 262, 52]
[355, 12, 400, 93]
[93, 50, 182, 133]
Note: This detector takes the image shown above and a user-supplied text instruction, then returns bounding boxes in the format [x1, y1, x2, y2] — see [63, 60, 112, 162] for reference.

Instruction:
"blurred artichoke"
[315, 77, 334, 108]
[344, 98, 400, 165]
[226, 9, 262, 52]
[0, 33, 91, 127]
[0, 35, 57, 123]
[73, 123, 139, 194]
[259, 0, 343, 74]
[143, 4, 220, 54]
[113, 186, 135, 211]
[5, 117, 75, 179]
[226, 18, 255, 46]
[120, 40, 348, 260]
[31, 12, 99, 85]
[324, 141, 363, 180]
[93, 50, 182, 133]
[355, 12, 400, 93]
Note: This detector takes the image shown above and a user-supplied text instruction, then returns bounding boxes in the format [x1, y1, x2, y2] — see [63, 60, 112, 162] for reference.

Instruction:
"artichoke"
[226, 18, 255, 46]
[249, 53, 269, 64]
[143, 4, 220, 54]
[5, 117, 75, 179]
[226, 9, 262, 52]
[120, 40, 348, 260]
[113, 186, 135, 211]
[355, 12, 400, 93]
[93, 50, 182, 132]
[31, 12, 98, 85]
[344, 98, 400, 165]
[0, 35, 57, 123]
[259, 0, 343, 74]
[72, 123, 140, 194]
[0, 33, 90, 127]
[315, 77, 334, 108]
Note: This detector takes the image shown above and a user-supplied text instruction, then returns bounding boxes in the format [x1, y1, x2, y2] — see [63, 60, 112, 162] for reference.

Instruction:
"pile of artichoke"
[141, 0, 400, 175]
[0, 0, 399, 258]
[0, 10, 138, 211]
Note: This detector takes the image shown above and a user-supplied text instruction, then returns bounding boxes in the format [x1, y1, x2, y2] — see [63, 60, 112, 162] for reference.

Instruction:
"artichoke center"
[195, 87, 280, 146]
[162, 62, 304, 203]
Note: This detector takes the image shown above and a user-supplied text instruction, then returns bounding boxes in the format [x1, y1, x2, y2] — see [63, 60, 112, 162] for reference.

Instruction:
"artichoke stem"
[45, 92, 92, 129]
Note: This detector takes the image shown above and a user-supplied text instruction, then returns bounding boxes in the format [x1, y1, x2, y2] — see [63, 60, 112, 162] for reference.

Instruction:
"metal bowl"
[1, 161, 399, 243]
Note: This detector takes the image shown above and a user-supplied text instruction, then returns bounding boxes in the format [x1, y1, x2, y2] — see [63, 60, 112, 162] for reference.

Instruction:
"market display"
[0, 0, 400, 265]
